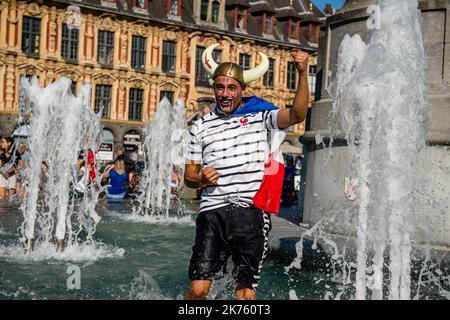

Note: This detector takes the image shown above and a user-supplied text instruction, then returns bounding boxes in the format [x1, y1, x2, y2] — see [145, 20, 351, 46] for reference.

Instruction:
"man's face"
[19, 144, 26, 154]
[1, 139, 8, 150]
[213, 76, 245, 115]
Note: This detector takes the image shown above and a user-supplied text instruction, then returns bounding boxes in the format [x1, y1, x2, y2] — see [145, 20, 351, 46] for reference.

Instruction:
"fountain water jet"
[289, 0, 449, 300]
[328, 0, 429, 300]
[134, 97, 187, 218]
[18, 76, 103, 253]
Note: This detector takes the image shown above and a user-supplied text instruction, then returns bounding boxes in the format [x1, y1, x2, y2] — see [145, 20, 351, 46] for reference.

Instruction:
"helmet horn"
[201, 44, 220, 76]
[243, 52, 269, 84]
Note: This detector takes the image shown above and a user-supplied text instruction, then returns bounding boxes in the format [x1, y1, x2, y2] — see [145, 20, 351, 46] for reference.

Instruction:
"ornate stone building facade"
[0, 0, 324, 158]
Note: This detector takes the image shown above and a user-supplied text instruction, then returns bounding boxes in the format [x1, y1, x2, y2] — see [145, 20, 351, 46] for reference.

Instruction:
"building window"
[136, 0, 145, 8]
[211, 1, 220, 23]
[309, 65, 317, 94]
[264, 15, 273, 34]
[22, 17, 41, 56]
[160, 91, 174, 104]
[287, 61, 297, 90]
[61, 24, 79, 61]
[196, 46, 221, 87]
[131, 36, 146, 70]
[263, 58, 275, 87]
[311, 24, 318, 43]
[301, 26, 309, 42]
[101, 0, 117, 9]
[239, 53, 250, 70]
[129, 88, 143, 121]
[94, 84, 112, 118]
[200, 0, 208, 21]
[236, 7, 246, 29]
[162, 41, 176, 74]
[98, 30, 114, 66]
[290, 20, 298, 39]
[133, 0, 148, 13]
[169, 0, 179, 15]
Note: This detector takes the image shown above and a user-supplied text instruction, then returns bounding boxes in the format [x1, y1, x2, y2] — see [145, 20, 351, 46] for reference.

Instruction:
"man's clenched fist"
[200, 167, 220, 187]
[291, 50, 309, 74]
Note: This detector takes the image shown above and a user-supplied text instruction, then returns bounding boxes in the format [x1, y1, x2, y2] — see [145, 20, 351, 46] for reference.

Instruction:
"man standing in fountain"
[184, 44, 309, 300]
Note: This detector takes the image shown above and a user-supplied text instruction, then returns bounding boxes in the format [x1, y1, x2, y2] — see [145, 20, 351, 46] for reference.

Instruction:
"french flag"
[233, 97, 287, 215]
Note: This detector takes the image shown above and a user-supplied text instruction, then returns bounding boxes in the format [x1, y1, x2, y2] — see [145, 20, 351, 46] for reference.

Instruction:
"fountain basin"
[300, 0, 450, 249]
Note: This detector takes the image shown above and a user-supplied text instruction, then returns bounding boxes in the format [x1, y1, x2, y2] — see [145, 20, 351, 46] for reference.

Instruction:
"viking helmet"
[201, 44, 269, 86]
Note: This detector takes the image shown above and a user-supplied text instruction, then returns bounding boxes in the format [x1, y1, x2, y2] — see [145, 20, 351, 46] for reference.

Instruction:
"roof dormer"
[194, 0, 226, 28]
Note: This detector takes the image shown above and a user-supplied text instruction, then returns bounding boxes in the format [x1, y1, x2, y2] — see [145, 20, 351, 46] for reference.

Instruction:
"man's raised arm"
[277, 51, 310, 129]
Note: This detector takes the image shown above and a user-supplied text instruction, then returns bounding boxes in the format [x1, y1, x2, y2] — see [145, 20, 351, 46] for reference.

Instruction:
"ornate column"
[119, 22, 129, 67]
[6, 0, 19, 50]
[47, 6, 58, 59]
[151, 27, 160, 69]
[180, 32, 188, 74]
[84, 14, 94, 64]
[4, 56, 16, 110]
[117, 70, 127, 120]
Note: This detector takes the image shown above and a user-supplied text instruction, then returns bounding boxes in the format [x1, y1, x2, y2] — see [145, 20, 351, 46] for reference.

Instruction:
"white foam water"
[134, 97, 187, 218]
[17, 76, 105, 256]
[0, 242, 124, 262]
[288, 0, 440, 300]
[128, 270, 170, 300]
[108, 211, 195, 226]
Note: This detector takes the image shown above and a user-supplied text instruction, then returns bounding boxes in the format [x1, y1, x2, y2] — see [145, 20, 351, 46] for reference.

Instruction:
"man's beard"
[217, 95, 242, 114]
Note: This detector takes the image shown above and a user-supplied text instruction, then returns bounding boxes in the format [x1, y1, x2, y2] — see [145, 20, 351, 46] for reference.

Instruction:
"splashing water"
[331, 0, 429, 300]
[134, 98, 187, 218]
[288, 0, 446, 300]
[18, 77, 104, 255]
[128, 270, 170, 300]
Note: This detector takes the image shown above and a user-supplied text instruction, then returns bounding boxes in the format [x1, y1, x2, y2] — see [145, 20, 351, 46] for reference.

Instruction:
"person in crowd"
[114, 146, 135, 173]
[73, 152, 87, 197]
[170, 165, 185, 197]
[202, 106, 212, 116]
[295, 155, 302, 170]
[16, 143, 31, 197]
[103, 159, 129, 200]
[18, 144, 31, 169]
[87, 148, 96, 184]
[0, 137, 23, 198]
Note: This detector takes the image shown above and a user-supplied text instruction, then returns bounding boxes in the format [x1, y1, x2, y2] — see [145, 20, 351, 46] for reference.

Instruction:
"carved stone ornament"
[24, 66, 37, 75]
[129, 79, 145, 89]
[99, 16, 119, 31]
[161, 30, 177, 41]
[137, 25, 147, 36]
[93, 73, 116, 85]
[26, 3, 42, 16]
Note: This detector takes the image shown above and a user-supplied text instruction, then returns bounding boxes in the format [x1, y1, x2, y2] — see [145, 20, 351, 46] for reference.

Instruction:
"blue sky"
[311, 0, 345, 12]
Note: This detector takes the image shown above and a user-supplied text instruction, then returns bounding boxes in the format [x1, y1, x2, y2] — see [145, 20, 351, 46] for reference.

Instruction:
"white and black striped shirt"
[186, 106, 281, 213]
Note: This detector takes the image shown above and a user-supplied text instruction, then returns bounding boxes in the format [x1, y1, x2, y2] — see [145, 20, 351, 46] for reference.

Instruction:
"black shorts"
[188, 204, 272, 291]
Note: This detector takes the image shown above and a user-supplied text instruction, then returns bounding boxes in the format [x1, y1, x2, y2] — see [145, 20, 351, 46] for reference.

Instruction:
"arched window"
[170, 0, 179, 15]
[200, 0, 208, 21]
[137, 0, 145, 8]
[98, 129, 115, 162]
[123, 130, 142, 161]
[102, 128, 115, 142]
[211, 1, 220, 23]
